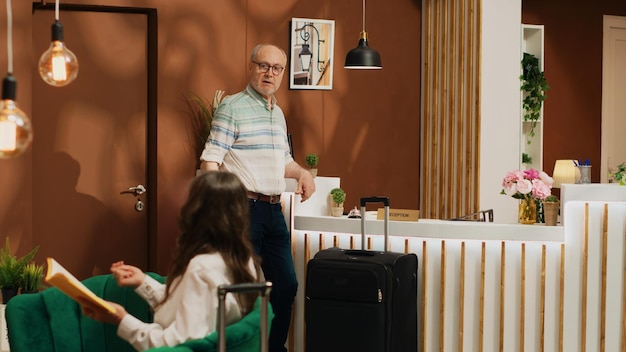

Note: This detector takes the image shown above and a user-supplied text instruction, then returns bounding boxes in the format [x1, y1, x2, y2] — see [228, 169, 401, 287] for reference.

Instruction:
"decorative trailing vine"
[520, 52, 550, 143]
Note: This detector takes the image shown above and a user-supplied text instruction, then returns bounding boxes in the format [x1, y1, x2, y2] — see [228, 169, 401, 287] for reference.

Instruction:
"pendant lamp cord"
[362, 0, 366, 32]
[55, 0, 59, 21]
[5, 0, 12, 74]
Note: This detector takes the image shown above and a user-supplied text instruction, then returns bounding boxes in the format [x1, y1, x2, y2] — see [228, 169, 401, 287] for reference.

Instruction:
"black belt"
[247, 191, 281, 204]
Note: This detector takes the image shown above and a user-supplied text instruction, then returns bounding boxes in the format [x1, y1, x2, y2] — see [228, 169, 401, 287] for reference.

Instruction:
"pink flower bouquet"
[501, 168, 553, 201]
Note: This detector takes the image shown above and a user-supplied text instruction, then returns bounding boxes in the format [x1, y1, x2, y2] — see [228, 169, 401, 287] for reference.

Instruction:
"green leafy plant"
[520, 52, 550, 144]
[544, 195, 559, 203]
[185, 90, 226, 165]
[330, 187, 346, 205]
[305, 153, 319, 168]
[0, 238, 39, 290]
[612, 162, 626, 185]
[20, 262, 44, 292]
[522, 153, 533, 165]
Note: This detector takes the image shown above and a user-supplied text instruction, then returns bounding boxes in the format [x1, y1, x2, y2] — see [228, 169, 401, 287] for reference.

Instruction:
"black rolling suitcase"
[305, 197, 418, 352]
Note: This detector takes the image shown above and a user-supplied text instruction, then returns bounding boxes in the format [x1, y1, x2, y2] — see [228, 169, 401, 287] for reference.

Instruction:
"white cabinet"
[520, 24, 545, 170]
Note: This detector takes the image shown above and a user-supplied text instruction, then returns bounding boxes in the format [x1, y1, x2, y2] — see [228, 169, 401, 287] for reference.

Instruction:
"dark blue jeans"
[248, 199, 297, 352]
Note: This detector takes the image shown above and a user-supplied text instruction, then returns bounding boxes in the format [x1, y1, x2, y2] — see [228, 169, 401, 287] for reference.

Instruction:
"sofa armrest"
[146, 297, 274, 352]
[6, 272, 166, 352]
[6, 291, 66, 352]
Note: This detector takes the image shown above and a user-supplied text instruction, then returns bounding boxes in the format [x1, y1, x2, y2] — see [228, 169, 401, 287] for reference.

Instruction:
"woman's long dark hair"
[161, 171, 259, 313]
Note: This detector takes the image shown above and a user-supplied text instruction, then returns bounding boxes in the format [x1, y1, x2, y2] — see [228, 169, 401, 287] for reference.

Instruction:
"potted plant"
[520, 52, 550, 144]
[329, 188, 346, 217]
[305, 153, 319, 177]
[543, 195, 559, 226]
[0, 238, 39, 303]
[185, 90, 226, 171]
[20, 262, 45, 294]
[611, 162, 626, 185]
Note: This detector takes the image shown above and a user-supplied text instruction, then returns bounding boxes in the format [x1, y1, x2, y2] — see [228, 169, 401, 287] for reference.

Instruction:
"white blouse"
[116, 253, 256, 351]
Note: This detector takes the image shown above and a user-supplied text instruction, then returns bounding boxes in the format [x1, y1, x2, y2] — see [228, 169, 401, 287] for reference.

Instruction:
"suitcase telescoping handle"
[360, 196, 390, 251]
[217, 282, 273, 352]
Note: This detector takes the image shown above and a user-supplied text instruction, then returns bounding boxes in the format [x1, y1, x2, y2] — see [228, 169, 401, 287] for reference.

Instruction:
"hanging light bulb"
[0, 0, 32, 158]
[39, 20, 79, 86]
[0, 77, 32, 159]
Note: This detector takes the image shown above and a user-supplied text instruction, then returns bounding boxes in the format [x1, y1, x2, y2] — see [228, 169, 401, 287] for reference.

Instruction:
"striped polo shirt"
[200, 85, 294, 196]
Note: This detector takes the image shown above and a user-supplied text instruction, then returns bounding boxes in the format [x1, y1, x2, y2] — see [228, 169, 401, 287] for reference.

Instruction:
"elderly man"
[200, 44, 316, 352]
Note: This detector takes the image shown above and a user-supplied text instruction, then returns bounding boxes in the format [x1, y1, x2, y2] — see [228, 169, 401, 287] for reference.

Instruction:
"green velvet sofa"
[5, 273, 273, 352]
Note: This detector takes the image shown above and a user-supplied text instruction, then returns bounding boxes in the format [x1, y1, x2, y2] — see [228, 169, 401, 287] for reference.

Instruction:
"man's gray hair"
[250, 44, 287, 62]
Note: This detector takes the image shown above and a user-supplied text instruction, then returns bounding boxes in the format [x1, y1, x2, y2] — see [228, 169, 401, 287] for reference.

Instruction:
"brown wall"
[522, 0, 626, 187]
[157, 0, 423, 272]
[0, 0, 422, 273]
[2, 0, 623, 273]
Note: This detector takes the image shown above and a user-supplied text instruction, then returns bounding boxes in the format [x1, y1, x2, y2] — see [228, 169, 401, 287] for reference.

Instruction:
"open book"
[45, 257, 116, 313]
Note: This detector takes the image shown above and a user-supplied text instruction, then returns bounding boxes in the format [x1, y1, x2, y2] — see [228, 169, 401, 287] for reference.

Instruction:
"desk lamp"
[553, 159, 578, 188]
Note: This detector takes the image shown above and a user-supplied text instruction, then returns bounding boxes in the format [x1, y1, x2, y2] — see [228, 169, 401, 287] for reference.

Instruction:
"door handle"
[120, 184, 146, 196]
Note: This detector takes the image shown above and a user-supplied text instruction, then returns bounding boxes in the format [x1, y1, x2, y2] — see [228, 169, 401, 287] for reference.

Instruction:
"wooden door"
[602, 16, 626, 183]
[31, 7, 156, 279]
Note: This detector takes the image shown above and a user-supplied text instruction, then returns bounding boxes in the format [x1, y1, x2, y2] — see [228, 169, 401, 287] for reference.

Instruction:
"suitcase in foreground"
[305, 197, 418, 352]
[217, 282, 273, 352]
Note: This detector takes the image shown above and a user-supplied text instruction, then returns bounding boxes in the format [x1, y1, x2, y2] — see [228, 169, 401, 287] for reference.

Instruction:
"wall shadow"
[33, 152, 128, 280]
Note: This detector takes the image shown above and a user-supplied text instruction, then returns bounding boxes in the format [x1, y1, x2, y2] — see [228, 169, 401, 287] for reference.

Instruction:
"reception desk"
[561, 182, 626, 222]
[289, 216, 565, 352]
[294, 215, 563, 242]
[283, 179, 626, 352]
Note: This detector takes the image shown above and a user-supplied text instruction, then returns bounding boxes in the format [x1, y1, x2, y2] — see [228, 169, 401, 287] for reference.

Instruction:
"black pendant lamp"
[344, 0, 382, 69]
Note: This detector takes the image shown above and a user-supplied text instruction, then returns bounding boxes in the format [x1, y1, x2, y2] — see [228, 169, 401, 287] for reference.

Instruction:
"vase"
[518, 198, 537, 224]
[20, 289, 39, 294]
[543, 202, 560, 226]
[1, 288, 18, 304]
[331, 207, 343, 217]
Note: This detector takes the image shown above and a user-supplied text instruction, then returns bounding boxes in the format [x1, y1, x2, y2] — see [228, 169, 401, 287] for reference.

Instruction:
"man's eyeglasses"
[251, 61, 285, 75]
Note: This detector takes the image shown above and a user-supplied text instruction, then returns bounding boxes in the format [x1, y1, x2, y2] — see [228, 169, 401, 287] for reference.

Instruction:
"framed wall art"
[289, 18, 335, 90]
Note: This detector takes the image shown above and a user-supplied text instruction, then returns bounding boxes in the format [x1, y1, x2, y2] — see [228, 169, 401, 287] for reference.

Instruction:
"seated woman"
[79, 171, 261, 351]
